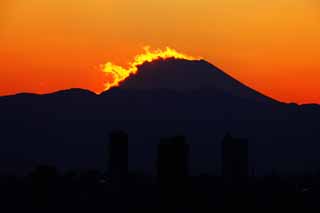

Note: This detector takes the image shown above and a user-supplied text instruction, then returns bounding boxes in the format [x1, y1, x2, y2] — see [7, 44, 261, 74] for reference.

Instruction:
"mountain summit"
[117, 58, 276, 103]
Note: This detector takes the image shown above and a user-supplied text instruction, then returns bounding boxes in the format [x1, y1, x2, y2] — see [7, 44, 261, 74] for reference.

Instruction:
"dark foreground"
[1, 167, 320, 212]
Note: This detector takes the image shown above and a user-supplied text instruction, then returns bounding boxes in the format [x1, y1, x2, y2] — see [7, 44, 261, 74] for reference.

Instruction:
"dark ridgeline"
[108, 130, 128, 189]
[1, 58, 320, 175]
[222, 133, 249, 186]
[157, 136, 189, 209]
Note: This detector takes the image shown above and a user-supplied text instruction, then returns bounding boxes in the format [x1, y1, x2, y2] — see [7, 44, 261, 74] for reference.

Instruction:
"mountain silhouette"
[0, 58, 319, 175]
[116, 58, 276, 103]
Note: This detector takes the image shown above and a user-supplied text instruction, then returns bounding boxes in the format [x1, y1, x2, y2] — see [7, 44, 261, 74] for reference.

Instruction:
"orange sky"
[1, 0, 319, 103]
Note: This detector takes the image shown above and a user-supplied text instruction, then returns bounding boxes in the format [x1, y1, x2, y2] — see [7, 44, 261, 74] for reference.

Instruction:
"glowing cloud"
[101, 46, 198, 91]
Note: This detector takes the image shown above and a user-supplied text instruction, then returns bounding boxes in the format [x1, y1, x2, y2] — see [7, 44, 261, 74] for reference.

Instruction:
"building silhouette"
[157, 136, 189, 181]
[222, 133, 249, 185]
[108, 130, 128, 187]
[157, 135, 189, 208]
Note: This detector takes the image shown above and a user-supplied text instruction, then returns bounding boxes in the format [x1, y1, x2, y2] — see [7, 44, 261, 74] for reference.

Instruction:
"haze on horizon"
[1, 0, 320, 104]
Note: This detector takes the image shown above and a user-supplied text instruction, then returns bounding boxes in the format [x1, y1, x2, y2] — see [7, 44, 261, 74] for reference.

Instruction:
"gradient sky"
[1, 0, 319, 103]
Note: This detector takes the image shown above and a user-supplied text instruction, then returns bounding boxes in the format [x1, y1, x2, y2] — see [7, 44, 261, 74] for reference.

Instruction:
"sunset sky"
[1, 0, 319, 103]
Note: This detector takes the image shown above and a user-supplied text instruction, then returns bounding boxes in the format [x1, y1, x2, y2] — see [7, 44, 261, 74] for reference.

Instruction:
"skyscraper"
[157, 136, 189, 208]
[157, 136, 189, 181]
[108, 130, 128, 185]
[222, 133, 249, 185]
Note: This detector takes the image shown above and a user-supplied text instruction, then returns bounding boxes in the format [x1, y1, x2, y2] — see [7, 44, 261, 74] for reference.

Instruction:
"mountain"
[117, 58, 277, 103]
[0, 59, 319, 175]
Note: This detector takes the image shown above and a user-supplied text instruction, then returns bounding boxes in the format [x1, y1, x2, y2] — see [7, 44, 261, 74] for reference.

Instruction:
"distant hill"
[0, 59, 319, 175]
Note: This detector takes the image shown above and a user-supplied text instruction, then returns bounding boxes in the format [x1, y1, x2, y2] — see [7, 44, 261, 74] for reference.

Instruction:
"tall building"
[108, 130, 128, 185]
[157, 136, 189, 207]
[222, 133, 249, 185]
[157, 136, 189, 182]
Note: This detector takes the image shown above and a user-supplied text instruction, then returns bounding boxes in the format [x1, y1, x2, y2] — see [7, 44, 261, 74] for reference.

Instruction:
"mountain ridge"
[0, 58, 319, 174]
[1, 58, 318, 106]
[118, 58, 278, 104]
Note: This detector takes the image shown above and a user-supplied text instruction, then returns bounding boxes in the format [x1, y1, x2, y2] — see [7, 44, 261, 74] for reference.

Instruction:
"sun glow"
[101, 46, 198, 91]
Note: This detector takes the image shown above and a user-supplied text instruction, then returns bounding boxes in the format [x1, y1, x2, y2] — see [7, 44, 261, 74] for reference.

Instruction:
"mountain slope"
[118, 58, 277, 103]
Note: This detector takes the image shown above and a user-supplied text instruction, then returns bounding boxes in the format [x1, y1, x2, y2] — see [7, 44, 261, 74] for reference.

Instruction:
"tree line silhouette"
[1, 130, 320, 211]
